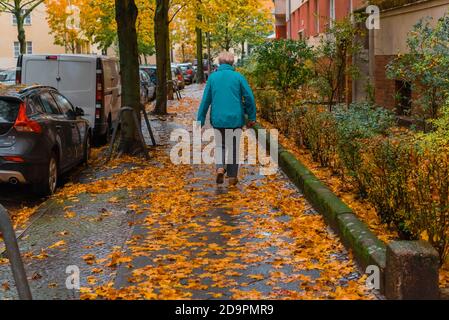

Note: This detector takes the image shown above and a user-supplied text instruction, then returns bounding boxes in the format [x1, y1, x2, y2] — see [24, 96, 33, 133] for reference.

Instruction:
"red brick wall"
[290, 0, 367, 39]
[375, 55, 396, 110]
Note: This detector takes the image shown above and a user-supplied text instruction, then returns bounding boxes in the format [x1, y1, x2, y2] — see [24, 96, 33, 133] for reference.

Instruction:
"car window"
[51, 92, 74, 116]
[26, 96, 45, 115]
[39, 92, 62, 115]
[0, 98, 19, 123]
[0, 71, 14, 82]
[142, 71, 150, 82]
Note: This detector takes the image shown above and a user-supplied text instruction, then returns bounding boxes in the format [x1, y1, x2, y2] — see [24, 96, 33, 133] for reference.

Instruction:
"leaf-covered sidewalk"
[0, 85, 373, 300]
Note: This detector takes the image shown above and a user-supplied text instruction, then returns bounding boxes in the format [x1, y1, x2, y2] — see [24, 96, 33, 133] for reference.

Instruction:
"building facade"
[0, 3, 107, 70]
[0, 3, 65, 69]
[273, 0, 449, 113]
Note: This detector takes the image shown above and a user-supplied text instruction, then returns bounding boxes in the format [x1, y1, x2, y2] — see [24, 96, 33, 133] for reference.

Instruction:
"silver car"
[0, 69, 16, 86]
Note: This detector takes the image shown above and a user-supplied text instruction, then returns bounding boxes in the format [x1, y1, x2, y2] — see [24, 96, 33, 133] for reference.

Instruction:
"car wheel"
[83, 134, 91, 165]
[98, 120, 111, 145]
[34, 153, 58, 196]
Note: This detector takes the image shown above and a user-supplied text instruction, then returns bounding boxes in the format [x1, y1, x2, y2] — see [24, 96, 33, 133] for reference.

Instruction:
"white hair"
[218, 51, 235, 66]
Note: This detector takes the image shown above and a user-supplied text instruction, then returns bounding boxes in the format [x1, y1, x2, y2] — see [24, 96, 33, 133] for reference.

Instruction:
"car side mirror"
[75, 107, 85, 117]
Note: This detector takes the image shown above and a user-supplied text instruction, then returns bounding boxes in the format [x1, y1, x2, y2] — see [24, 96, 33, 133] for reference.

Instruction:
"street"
[0, 85, 372, 300]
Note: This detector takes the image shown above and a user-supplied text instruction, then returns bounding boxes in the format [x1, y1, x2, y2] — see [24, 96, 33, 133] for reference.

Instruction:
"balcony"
[274, 0, 287, 17]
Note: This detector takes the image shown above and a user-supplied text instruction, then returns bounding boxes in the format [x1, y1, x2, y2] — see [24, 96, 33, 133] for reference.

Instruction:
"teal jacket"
[197, 64, 256, 128]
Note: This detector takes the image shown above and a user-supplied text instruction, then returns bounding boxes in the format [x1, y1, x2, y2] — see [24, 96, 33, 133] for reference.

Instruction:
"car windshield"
[0, 98, 20, 123]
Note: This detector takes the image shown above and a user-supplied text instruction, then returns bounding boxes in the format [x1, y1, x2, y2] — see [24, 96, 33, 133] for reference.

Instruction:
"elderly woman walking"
[197, 52, 257, 186]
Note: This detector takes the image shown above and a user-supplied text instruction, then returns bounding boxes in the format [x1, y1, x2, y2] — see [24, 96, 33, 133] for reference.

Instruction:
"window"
[12, 11, 31, 26]
[51, 93, 74, 117]
[329, 0, 336, 27]
[39, 92, 61, 115]
[27, 96, 45, 115]
[14, 41, 32, 58]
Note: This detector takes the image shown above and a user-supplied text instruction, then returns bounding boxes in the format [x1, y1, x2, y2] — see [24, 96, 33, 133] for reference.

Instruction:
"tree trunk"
[154, 0, 169, 114]
[167, 34, 174, 100]
[16, 15, 26, 54]
[195, 5, 204, 84]
[241, 41, 245, 60]
[207, 32, 211, 74]
[115, 0, 142, 154]
[181, 44, 185, 63]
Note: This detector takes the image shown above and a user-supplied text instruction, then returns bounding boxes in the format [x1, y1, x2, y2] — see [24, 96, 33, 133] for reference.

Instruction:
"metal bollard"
[0, 205, 32, 300]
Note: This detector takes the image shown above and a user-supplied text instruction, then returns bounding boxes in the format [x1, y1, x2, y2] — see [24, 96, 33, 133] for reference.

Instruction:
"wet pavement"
[0, 85, 372, 300]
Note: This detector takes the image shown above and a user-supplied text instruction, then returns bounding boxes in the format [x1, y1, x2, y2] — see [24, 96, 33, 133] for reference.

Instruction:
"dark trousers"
[214, 128, 241, 178]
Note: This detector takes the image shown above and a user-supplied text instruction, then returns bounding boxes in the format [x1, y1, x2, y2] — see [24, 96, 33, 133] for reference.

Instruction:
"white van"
[16, 54, 121, 143]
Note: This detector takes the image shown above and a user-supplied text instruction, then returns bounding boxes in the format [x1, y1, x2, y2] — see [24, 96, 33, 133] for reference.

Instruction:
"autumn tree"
[46, 0, 86, 53]
[115, 0, 142, 154]
[195, 0, 204, 83]
[153, 0, 187, 114]
[136, 0, 156, 61]
[207, 0, 272, 53]
[0, 0, 45, 54]
[154, 0, 170, 114]
[80, 0, 116, 53]
[171, 19, 196, 62]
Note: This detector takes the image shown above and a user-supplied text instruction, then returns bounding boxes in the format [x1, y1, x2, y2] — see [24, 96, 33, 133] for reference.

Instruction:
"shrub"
[387, 14, 449, 121]
[255, 89, 278, 124]
[358, 133, 415, 235]
[334, 103, 395, 193]
[312, 15, 365, 110]
[252, 39, 314, 96]
[406, 142, 449, 263]
[358, 129, 449, 262]
[302, 107, 339, 169]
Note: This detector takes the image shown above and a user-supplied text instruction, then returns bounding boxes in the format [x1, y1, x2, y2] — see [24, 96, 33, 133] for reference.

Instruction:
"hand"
[247, 121, 256, 128]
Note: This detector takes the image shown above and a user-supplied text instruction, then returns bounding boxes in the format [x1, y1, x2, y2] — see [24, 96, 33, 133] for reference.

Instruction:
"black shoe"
[216, 169, 225, 184]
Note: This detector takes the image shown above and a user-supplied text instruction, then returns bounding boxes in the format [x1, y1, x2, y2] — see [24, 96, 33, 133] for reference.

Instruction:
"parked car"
[16, 54, 121, 144]
[141, 65, 183, 91]
[140, 65, 157, 85]
[139, 69, 155, 104]
[0, 85, 91, 195]
[0, 69, 16, 86]
[177, 63, 196, 85]
[171, 64, 185, 89]
[193, 59, 212, 78]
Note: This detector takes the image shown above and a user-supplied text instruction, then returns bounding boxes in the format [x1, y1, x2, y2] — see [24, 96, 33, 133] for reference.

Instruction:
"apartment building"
[373, 0, 449, 110]
[0, 3, 106, 70]
[0, 3, 65, 69]
[273, 0, 449, 112]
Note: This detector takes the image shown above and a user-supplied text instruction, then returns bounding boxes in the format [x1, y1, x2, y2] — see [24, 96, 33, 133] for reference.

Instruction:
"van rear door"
[22, 55, 59, 88]
[58, 57, 96, 128]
